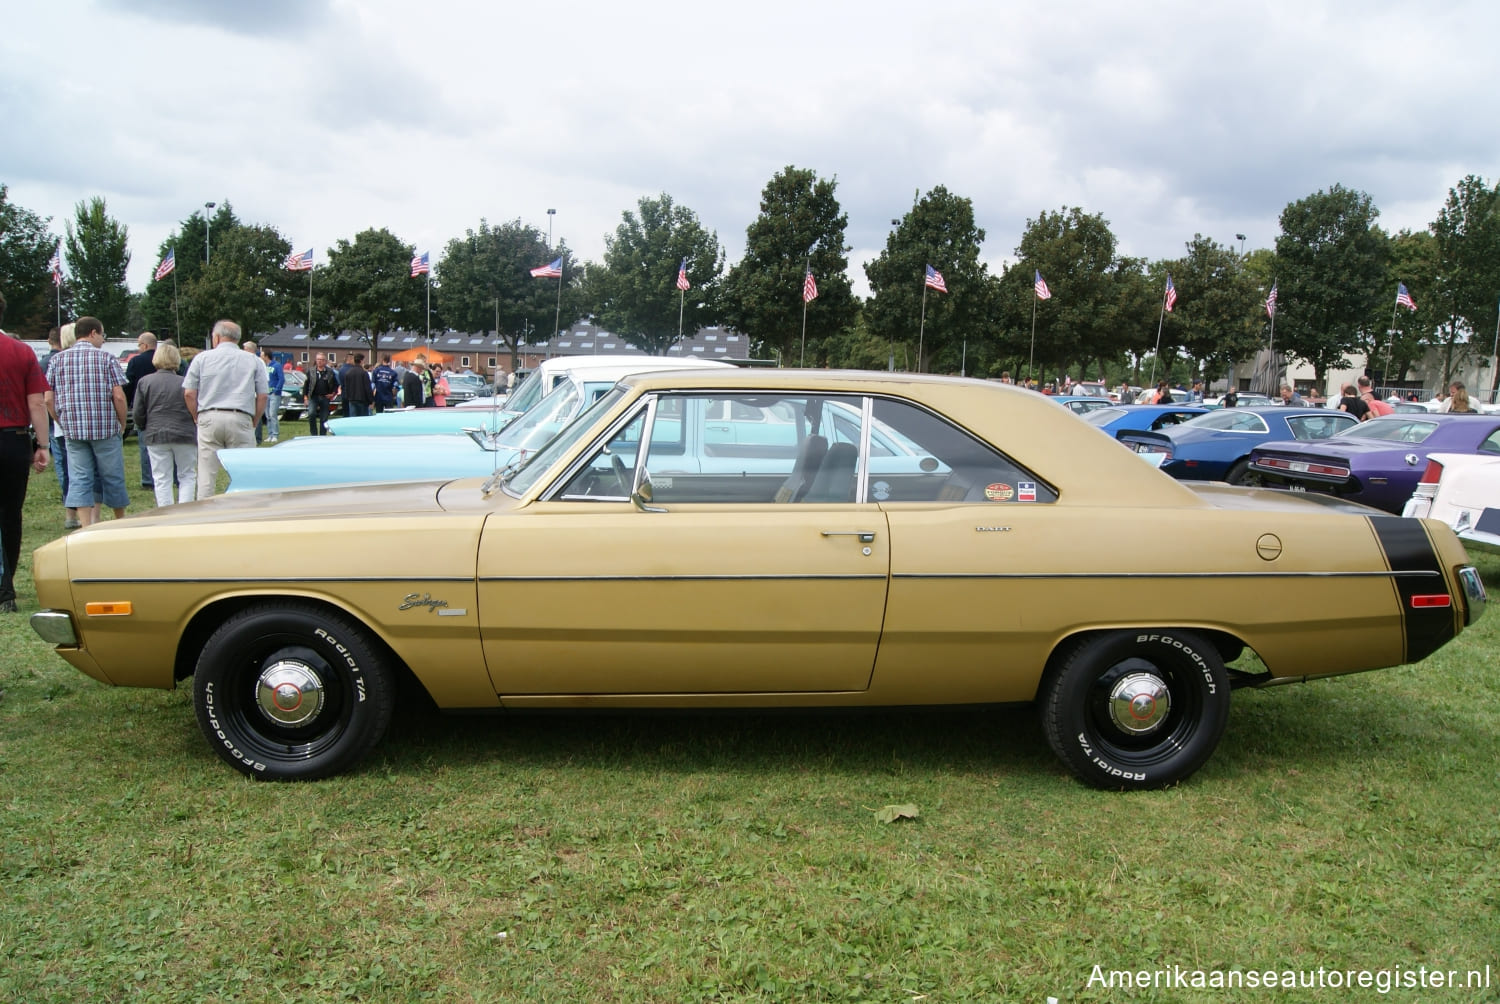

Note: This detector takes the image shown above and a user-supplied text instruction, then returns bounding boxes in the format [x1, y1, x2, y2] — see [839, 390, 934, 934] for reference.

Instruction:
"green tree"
[1431, 175, 1500, 390]
[589, 193, 725, 355]
[0, 185, 64, 338]
[1371, 229, 1439, 384]
[719, 166, 858, 366]
[437, 219, 583, 371]
[64, 196, 132, 335]
[1165, 234, 1264, 383]
[314, 228, 428, 361]
[185, 224, 300, 342]
[1271, 184, 1389, 388]
[143, 203, 241, 341]
[864, 186, 995, 374]
[997, 207, 1132, 382]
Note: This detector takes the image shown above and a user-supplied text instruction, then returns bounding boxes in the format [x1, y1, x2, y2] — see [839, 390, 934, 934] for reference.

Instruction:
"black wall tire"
[1226, 459, 1263, 487]
[1041, 630, 1230, 790]
[192, 603, 395, 780]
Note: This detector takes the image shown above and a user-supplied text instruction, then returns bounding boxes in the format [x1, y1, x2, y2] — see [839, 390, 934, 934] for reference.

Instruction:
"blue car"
[1116, 407, 1358, 484]
[1082, 404, 1209, 436]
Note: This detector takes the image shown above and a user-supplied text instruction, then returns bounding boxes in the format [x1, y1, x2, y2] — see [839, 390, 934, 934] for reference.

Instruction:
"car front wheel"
[192, 603, 395, 780]
[1040, 629, 1230, 789]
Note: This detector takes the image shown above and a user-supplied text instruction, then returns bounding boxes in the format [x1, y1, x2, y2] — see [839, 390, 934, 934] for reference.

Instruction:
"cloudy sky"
[5, 0, 1496, 298]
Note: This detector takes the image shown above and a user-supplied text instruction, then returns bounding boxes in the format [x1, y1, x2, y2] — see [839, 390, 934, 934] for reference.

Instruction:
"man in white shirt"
[182, 320, 269, 498]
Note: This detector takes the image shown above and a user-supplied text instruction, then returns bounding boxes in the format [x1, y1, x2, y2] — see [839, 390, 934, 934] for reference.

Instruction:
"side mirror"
[631, 473, 667, 513]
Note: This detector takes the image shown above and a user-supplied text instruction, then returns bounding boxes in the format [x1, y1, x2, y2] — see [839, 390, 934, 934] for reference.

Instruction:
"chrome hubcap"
[255, 660, 326, 727]
[1108, 672, 1170, 735]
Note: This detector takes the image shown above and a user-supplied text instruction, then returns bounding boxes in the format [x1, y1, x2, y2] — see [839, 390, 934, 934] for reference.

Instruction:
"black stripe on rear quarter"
[1371, 517, 1456, 663]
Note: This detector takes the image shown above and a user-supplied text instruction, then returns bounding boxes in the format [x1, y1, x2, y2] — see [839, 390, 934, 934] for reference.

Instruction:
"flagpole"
[172, 259, 180, 340]
[306, 268, 313, 332]
[1382, 291, 1399, 391]
[799, 255, 810, 367]
[1491, 297, 1499, 404]
[553, 268, 562, 346]
[917, 281, 928, 375]
[425, 271, 432, 352]
[677, 287, 685, 345]
[1149, 293, 1166, 386]
[1028, 294, 1038, 385]
[1267, 278, 1277, 384]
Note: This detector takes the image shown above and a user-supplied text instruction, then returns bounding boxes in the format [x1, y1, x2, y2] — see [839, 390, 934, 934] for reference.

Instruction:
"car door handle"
[821, 530, 877, 544]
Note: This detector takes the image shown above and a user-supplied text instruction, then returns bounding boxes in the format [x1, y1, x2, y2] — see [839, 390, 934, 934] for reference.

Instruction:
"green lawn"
[2, 441, 1497, 1002]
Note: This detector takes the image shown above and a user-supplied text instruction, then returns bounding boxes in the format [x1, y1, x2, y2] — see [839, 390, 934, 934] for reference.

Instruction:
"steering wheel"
[611, 454, 631, 495]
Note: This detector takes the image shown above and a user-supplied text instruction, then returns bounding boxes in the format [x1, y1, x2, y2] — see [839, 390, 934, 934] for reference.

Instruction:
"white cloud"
[3, 0, 1496, 301]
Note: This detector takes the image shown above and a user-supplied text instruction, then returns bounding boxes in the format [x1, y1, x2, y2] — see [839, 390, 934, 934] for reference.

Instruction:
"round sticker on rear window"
[984, 483, 1014, 502]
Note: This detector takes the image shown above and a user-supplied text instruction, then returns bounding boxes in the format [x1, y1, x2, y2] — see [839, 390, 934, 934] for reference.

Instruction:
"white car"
[1402, 452, 1500, 554]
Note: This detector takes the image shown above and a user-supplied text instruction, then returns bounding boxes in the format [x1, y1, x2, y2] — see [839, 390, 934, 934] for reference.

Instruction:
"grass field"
[2, 433, 1497, 1002]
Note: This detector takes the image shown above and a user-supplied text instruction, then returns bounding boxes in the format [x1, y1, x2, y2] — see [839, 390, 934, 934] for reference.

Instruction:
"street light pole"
[546, 208, 556, 249]
[1236, 233, 1246, 258]
[204, 202, 216, 264]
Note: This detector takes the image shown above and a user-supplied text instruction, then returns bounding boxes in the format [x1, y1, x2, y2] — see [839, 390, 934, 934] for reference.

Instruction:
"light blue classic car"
[219, 380, 940, 493]
[325, 354, 732, 437]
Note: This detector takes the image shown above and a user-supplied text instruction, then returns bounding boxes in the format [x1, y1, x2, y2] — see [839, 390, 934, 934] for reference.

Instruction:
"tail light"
[1417, 458, 1444, 486]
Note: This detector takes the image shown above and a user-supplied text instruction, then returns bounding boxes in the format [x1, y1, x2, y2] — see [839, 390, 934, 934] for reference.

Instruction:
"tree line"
[3, 170, 1496, 390]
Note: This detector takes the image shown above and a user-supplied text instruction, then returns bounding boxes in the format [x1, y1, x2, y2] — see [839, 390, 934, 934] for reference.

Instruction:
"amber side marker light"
[84, 602, 133, 616]
[1410, 595, 1452, 608]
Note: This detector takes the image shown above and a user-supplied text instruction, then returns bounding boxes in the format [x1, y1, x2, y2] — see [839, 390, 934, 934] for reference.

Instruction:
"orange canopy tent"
[390, 347, 453, 366]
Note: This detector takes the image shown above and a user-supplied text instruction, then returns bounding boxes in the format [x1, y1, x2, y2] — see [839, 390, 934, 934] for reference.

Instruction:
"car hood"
[219, 435, 512, 493]
[77, 479, 453, 531]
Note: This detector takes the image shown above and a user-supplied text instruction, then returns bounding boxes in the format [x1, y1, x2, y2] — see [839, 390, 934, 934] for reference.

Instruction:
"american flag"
[1265, 282, 1278, 318]
[410, 251, 430, 277]
[1396, 282, 1417, 311]
[676, 258, 690, 291]
[49, 243, 62, 287]
[284, 248, 314, 271]
[529, 257, 563, 278]
[802, 269, 818, 303]
[924, 265, 947, 293]
[1164, 275, 1178, 312]
[1034, 270, 1051, 300]
[154, 248, 176, 281]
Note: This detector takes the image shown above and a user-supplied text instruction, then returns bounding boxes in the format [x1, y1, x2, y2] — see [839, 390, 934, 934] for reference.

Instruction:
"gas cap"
[1256, 533, 1283, 561]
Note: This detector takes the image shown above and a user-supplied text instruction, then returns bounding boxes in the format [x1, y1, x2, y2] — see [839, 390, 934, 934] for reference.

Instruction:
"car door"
[475, 392, 890, 696]
[861, 397, 1067, 704]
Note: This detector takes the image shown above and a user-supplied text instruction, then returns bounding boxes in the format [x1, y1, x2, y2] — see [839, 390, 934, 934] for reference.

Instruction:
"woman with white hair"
[132, 341, 198, 505]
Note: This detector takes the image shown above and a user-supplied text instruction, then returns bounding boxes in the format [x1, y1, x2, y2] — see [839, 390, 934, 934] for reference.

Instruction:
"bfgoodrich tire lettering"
[1041, 629, 1230, 790]
[192, 603, 394, 780]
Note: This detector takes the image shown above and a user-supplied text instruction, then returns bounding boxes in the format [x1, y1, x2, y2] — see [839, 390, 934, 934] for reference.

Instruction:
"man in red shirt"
[0, 292, 53, 612]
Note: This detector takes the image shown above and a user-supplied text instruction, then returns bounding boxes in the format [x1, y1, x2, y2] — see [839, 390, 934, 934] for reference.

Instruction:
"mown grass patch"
[2, 456, 1497, 1002]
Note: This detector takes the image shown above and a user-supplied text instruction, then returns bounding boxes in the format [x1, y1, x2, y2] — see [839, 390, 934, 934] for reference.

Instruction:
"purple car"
[1247, 413, 1500, 513]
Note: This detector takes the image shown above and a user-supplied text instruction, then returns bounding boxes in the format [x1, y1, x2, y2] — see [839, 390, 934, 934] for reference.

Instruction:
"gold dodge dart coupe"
[29, 371, 1488, 788]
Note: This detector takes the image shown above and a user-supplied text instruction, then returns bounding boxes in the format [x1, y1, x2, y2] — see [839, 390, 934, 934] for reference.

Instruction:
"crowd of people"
[0, 299, 482, 615]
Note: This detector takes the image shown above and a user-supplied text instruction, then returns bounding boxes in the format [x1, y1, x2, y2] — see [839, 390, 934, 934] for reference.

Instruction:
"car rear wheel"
[1040, 629, 1230, 789]
[1225, 459, 1265, 487]
[192, 603, 395, 780]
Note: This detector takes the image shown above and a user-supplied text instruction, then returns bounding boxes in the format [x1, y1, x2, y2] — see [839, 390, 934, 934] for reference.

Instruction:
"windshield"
[501, 368, 546, 416]
[493, 380, 585, 453]
[1333, 416, 1439, 443]
[504, 387, 627, 496]
[1083, 407, 1126, 426]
